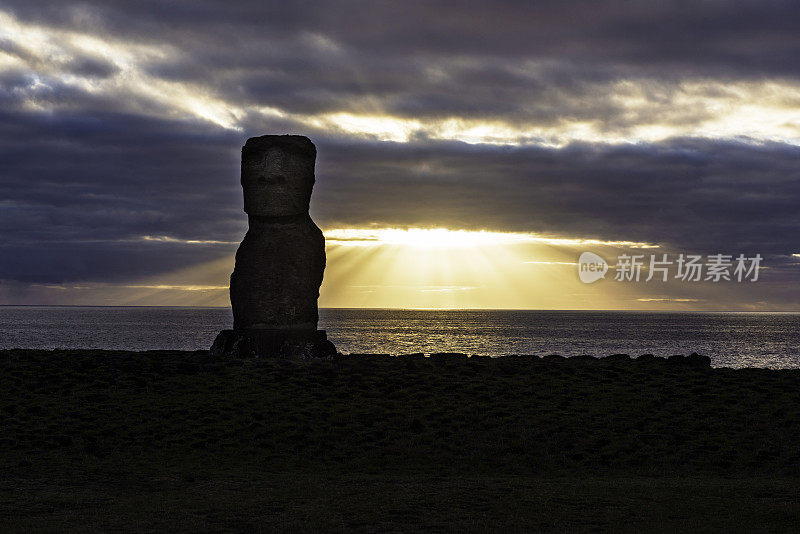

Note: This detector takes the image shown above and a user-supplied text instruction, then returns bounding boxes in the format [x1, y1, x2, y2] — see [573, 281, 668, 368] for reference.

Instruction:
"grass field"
[1, 350, 799, 531]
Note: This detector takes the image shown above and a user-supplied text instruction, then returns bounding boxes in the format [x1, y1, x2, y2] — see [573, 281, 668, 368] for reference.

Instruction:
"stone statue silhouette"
[211, 135, 336, 358]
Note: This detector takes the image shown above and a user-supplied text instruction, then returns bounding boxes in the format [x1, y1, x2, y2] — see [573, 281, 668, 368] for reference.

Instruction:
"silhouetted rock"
[686, 352, 712, 367]
[212, 135, 336, 359]
[429, 352, 468, 360]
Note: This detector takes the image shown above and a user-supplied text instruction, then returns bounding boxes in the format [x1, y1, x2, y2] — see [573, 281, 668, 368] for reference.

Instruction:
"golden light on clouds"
[308, 112, 422, 143]
[3, 8, 800, 146]
[324, 228, 658, 249]
[140, 235, 237, 245]
[0, 10, 241, 129]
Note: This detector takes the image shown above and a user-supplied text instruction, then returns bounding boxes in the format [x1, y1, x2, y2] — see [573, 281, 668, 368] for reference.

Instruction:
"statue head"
[241, 135, 316, 217]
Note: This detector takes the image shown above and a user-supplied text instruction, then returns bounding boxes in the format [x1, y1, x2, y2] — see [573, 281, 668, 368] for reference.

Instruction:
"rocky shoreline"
[1, 348, 796, 475]
[1, 349, 798, 531]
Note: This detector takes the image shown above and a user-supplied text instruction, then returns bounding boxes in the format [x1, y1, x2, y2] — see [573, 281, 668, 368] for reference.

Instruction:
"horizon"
[3, 304, 800, 314]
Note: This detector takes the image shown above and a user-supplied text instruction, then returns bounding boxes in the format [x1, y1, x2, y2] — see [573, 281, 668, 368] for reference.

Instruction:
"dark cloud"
[3, 0, 800, 122]
[0, 241, 233, 284]
[66, 56, 119, 78]
[313, 137, 800, 257]
[0, 107, 223, 240]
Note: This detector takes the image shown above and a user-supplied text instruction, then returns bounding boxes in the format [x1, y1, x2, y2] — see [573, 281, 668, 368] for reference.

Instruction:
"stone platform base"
[210, 328, 337, 359]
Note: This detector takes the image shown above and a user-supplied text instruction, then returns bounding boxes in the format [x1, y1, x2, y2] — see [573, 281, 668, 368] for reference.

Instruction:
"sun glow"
[323, 228, 658, 249]
[314, 227, 658, 309]
[325, 228, 531, 248]
[122, 227, 661, 309]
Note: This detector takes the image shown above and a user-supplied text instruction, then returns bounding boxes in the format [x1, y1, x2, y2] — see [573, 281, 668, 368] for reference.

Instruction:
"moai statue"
[211, 135, 337, 358]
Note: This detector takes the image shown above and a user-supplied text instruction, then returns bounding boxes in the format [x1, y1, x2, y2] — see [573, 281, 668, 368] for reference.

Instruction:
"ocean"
[0, 306, 798, 368]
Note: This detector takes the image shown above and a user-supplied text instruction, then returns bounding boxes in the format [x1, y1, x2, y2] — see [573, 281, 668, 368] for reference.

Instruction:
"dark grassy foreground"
[1, 350, 799, 532]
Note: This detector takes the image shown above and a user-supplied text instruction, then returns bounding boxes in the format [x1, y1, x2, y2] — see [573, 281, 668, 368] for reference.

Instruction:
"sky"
[0, 0, 799, 310]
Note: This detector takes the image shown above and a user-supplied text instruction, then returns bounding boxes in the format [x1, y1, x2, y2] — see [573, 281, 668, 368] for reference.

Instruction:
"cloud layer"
[0, 1, 798, 307]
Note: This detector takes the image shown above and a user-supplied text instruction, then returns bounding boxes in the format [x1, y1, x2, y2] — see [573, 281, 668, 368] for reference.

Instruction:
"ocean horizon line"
[1, 304, 799, 314]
